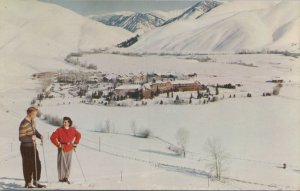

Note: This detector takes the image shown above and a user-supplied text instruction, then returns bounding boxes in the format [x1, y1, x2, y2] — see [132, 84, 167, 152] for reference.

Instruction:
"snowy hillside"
[0, 0, 132, 90]
[126, 0, 300, 53]
[162, 0, 222, 26]
[90, 12, 166, 34]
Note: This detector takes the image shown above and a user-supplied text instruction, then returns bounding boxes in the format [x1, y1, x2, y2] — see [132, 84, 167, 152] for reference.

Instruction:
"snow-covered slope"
[90, 12, 166, 34]
[162, 0, 222, 26]
[0, 0, 132, 90]
[262, 1, 300, 50]
[126, 0, 299, 54]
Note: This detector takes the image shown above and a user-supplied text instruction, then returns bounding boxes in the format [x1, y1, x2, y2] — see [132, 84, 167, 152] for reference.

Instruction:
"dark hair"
[27, 106, 38, 115]
[63, 116, 73, 127]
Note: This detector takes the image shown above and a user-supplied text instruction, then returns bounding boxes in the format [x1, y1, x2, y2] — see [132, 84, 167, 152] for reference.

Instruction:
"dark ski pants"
[20, 145, 41, 184]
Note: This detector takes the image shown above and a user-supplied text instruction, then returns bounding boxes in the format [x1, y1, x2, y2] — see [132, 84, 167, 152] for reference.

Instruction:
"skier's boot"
[25, 183, 36, 189]
[64, 178, 70, 184]
[33, 181, 46, 188]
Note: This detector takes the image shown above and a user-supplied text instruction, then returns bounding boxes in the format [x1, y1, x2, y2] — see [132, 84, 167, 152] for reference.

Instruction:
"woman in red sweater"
[50, 117, 81, 184]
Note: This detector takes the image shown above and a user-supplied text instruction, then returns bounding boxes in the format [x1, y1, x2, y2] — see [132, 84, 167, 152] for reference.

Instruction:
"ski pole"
[41, 142, 49, 183]
[33, 140, 38, 184]
[73, 148, 87, 182]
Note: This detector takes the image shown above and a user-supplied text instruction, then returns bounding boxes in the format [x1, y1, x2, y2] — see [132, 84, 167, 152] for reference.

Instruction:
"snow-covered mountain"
[90, 0, 223, 35]
[90, 12, 166, 34]
[0, 0, 132, 90]
[162, 0, 222, 26]
[126, 0, 299, 54]
[150, 9, 184, 21]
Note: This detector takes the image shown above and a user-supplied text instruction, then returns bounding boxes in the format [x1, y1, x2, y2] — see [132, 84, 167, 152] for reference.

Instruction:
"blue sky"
[40, 0, 199, 15]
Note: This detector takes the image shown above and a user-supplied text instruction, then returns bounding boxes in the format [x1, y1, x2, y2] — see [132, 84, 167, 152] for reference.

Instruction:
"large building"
[171, 80, 201, 92]
[142, 80, 201, 99]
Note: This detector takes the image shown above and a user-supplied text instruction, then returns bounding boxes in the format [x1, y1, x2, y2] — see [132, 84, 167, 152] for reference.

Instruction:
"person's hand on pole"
[32, 135, 37, 142]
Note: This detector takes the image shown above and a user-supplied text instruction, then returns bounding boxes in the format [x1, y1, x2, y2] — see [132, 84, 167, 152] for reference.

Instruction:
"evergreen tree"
[174, 95, 180, 104]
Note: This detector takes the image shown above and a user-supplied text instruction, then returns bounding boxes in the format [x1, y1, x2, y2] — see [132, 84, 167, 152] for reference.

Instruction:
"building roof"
[171, 80, 199, 85]
[152, 80, 171, 84]
[115, 84, 142, 90]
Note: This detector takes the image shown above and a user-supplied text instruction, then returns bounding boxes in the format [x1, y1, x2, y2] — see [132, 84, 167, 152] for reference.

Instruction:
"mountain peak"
[91, 12, 166, 34]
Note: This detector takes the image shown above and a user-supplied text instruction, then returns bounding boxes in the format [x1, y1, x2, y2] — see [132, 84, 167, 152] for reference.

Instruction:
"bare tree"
[105, 119, 111, 133]
[176, 128, 189, 157]
[97, 120, 111, 133]
[204, 138, 229, 180]
[131, 120, 136, 136]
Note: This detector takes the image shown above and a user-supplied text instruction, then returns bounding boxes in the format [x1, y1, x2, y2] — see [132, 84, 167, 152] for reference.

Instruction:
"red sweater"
[50, 127, 81, 152]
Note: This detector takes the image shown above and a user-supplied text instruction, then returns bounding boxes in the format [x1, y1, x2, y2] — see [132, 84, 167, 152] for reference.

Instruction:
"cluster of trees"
[65, 54, 98, 70]
[110, 95, 127, 102]
[195, 56, 214, 62]
[154, 84, 208, 101]
[131, 120, 151, 138]
[117, 35, 139, 48]
[236, 49, 298, 58]
[262, 92, 272, 96]
[218, 83, 236, 89]
[37, 93, 45, 101]
[174, 92, 219, 105]
[91, 90, 103, 99]
[36, 91, 54, 102]
[57, 71, 90, 84]
[42, 114, 63, 127]
[78, 87, 88, 98]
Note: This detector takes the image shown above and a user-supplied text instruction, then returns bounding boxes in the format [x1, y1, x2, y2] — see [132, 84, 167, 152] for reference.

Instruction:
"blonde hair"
[27, 106, 38, 115]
